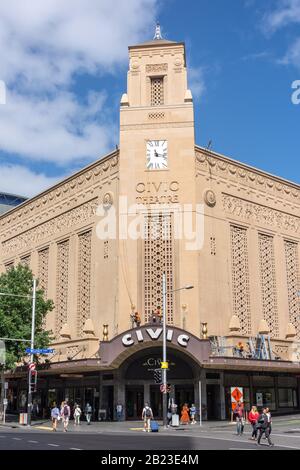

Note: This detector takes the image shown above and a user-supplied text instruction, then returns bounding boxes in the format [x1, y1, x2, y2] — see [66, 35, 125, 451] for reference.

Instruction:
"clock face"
[146, 140, 168, 170]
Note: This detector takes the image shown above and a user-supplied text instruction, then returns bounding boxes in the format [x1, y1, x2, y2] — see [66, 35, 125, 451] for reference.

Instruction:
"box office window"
[278, 388, 298, 408]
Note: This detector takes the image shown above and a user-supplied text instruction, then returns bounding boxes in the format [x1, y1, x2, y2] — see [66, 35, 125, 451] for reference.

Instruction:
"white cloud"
[280, 38, 300, 68]
[0, 0, 158, 165]
[0, 90, 114, 163]
[188, 67, 206, 100]
[263, 0, 300, 33]
[262, 0, 300, 70]
[0, 165, 60, 198]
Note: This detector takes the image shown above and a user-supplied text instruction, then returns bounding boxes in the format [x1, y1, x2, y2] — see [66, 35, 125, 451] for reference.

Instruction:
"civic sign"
[122, 328, 190, 348]
[26, 348, 54, 354]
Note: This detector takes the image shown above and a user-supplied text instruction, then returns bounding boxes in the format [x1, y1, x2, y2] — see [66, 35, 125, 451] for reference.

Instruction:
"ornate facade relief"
[1, 199, 97, 256]
[196, 150, 300, 205]
[56, 240, 69, 336]
[284, 240, 300, 339]
[38, 248, 49, 297]
[146, 63, 168, 73]
[230, 225, 251, 335]
[144, 214, 174, 324]
[0, 152, 119, 236]
[77, 231, 92, 338]
[258, 234, 279, 338]
[20, 255, 31, 267]
[222, 194, 300, 234]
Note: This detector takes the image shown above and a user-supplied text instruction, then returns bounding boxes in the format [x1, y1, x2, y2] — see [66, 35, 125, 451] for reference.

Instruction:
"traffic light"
[30, 370, 37, 392]
[153, 369, 162, 384]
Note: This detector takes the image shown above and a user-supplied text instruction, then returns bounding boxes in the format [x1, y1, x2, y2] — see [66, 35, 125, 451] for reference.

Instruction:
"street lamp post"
[162, 273, 194, 428]
[27, 278, 37, 427]
[0, 279, 37, 426]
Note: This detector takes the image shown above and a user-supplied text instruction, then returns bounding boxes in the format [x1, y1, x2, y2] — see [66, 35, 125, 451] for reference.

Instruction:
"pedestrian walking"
[248, 405, 259, 440]
[234, 401, 245, 435]
[257, 408, 274, 447]
[116, 403, 123, 422]
[51, 403, 60, 432]
[142, 402, 153, 432]
[265, 407, 272, 435]
[60, 400, 71, 432]
[190, 404, 197, 424]
[180, 403, 190, 425]
[85, 402, 92, 424]
[73, 404, 82, 426]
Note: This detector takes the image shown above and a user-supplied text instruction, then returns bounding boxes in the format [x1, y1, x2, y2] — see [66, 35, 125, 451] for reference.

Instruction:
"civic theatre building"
[1, 31, 300, 421]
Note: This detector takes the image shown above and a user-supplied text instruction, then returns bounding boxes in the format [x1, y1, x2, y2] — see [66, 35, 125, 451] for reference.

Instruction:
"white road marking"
[48, 443, 59, 447]
[12, 438, 22, 441]
[175, 432, 300, 449]
[229, 448, 255, 451]
[69, 447, 82, 450]
[28, 440, 38, 443]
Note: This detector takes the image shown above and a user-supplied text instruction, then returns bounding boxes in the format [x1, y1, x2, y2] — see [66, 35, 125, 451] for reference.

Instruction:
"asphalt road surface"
[0, 429, 295, 450]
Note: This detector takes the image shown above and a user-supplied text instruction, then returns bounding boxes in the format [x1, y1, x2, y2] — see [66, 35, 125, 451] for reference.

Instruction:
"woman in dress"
[180, 403, 190, 425]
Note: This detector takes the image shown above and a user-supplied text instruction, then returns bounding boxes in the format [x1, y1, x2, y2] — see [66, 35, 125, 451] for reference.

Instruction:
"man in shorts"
[142, 402, 153, 432]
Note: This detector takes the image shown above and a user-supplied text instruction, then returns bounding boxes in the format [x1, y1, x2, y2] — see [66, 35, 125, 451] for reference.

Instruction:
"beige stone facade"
[1, 34, 300, 419]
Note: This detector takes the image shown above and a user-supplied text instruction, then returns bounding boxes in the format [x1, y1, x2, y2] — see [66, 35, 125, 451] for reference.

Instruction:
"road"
[0, 426, 299, 450]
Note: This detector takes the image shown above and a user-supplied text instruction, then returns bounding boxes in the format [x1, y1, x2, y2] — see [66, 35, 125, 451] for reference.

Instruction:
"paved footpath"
[1, 415, 300, 450]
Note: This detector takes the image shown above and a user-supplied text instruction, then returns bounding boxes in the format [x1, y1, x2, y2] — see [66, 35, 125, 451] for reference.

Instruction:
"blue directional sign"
[25, 348, 54, 354]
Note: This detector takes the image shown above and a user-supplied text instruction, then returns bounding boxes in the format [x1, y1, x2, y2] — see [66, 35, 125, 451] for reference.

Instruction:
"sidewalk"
[1, 413, 300, 434]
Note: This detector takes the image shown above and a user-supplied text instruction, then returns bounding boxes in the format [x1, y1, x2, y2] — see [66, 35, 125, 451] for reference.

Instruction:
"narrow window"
[151, 77, 164, 106]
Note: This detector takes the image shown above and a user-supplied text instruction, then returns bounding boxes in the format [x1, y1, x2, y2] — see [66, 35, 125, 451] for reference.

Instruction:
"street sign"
[4, 382, 8, 390]
[161, 361, 169, 369]
[26, 348, 54, 354]
[231, 387, 243, 411]
[3, 398, 8, 406]
[28, 363, 36, 371]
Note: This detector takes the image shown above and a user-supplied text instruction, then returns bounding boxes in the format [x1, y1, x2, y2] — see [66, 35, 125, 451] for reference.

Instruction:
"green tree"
[0, 264, 54, 413]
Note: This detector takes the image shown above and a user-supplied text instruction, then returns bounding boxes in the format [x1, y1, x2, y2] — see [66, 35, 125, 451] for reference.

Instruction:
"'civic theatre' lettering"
[122, 328, 190, 348]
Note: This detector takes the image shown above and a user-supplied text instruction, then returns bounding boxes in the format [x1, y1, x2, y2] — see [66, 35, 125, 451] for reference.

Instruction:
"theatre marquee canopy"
[99, 325, 211, 369]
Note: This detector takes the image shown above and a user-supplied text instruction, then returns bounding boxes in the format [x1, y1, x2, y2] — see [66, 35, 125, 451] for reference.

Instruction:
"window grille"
[151, 77, 164, 106]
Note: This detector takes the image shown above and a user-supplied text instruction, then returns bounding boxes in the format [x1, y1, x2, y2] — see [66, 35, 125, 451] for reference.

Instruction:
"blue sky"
[0, 0, 299, 197]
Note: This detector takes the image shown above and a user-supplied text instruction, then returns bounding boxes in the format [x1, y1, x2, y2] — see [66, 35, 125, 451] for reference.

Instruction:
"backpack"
[63, 405, 69, 417]
[145, 407, 152, 418]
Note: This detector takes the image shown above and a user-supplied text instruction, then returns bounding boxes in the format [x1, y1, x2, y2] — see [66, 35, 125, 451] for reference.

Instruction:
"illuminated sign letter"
[177, 334, 189, 347]
[122, 334, 134, 347]
[146, 328, 163, 340]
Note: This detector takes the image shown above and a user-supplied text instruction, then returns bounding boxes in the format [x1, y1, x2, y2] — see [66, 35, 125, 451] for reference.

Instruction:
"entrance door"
[175, 384, 194, 416]
[150, 385, 163, 418]
[125, 386, 144, 420]
[207, 384, 220, 420]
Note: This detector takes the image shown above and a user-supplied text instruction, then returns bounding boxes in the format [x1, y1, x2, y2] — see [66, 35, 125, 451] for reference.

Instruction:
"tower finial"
[153, 22, 163, 40]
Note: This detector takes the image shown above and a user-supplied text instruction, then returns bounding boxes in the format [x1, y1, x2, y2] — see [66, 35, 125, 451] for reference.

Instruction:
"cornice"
[0, 150, 119, 231]
[195, 146, 300, 204]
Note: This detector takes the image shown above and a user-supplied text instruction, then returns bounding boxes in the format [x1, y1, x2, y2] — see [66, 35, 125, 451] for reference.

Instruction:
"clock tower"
[118, 25, 199, 334]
